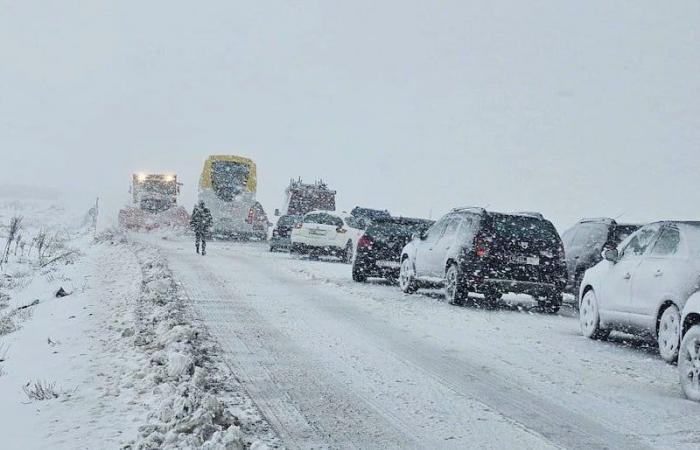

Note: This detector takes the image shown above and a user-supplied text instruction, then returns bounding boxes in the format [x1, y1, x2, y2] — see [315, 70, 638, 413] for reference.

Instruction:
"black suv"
[269, 215, 302, 252]
[399, 208, 567, 312]
[561, 218, 640, 294]
[352, 217, 434, 282]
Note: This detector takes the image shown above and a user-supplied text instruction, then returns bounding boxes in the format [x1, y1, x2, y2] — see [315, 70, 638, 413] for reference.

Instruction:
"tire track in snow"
[155, 238, 652, 449]
[234, 250, 653, 450]
[169, 252, 423, 449]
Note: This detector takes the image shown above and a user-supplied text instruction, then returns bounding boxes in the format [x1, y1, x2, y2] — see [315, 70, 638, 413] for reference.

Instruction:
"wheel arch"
[683, 313, 700, 339]
[655, 299, 680, 338]
[580, 284, 595, 308]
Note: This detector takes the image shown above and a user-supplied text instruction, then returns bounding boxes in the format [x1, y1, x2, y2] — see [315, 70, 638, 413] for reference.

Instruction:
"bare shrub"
[0, 303, 34, 336]
[23, 380, 60, 401]
[1, 216, 22, 268]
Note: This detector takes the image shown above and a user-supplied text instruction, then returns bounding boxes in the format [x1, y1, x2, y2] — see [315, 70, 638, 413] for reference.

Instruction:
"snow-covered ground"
[0, 196, 278, 449]
[3, 193, 700, 449]
[145, 236, 700, 450]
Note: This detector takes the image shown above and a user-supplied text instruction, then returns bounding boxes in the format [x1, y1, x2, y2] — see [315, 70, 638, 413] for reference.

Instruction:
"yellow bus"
[198, 155, 268, 239]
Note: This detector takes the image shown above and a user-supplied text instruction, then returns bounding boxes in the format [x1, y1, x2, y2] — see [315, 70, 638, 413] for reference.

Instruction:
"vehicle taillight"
[246, 208, 254, 224]
[474, 235, 489, 257]
[337, 227, 348, 234]
[295, 222, 303, 229]
[357, 235, 372, 249]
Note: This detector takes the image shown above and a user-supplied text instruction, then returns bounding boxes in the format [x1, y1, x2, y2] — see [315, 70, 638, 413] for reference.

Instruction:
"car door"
[631, 225, 689, 330]
[598, 224, 661, 322]
[414, 217, 449, 277]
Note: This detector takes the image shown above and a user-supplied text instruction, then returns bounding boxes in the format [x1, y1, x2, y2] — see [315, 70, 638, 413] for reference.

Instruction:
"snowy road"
[148, 236, 700, 450]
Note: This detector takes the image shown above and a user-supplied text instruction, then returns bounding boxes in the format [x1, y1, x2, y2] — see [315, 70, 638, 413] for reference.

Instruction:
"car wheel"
[352, 263, 367, 282]
[658, 304, 681, 363]
[538, 291, 562, 314]
[679, 325, 700, 401]
[269, 245, 276, 252]
[579, 289, 610, 340]
[399, 258, 418, 294]
[290, 243, 303, 256]
[445, 264, 467, 306]
[343, 241, 354, 264]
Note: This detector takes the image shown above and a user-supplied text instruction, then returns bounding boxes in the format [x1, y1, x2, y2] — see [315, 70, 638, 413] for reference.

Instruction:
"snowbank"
[118, 235, 277, 449]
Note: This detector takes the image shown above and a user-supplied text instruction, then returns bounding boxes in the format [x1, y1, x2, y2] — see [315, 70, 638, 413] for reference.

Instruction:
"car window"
[278, 216, 300, 227]
[650, 227, 681, 257]
[424, 216, 450, 243]
[303, 213, 320, 224]
[443, 218, 460, 237]
[610, 225, 639, 246]
[326, 215, 344, 227]
[457, 216, 479, 242]
[619, 224, 660, 259]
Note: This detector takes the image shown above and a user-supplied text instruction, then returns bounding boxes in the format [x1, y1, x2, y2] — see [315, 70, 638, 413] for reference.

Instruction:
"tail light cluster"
[294, 222, 303, 229]
[474, 234, 490, 258]
[357, 234, 373, 249]
[246, 208, 255, 224]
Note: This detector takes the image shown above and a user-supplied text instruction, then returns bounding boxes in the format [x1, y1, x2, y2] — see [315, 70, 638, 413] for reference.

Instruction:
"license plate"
[377, 260, 400, 269]
[526, 256, 540, 265]
[309, 229, 326, 236]
[513, 256, 540, 265]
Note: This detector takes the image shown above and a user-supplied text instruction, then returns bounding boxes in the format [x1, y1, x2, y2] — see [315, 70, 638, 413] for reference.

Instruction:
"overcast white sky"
[0, 0, 698, 230]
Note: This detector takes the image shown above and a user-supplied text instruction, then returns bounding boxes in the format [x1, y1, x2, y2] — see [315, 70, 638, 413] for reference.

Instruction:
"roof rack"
[513, 211, 545, 219]
[452, 206, 486, 214]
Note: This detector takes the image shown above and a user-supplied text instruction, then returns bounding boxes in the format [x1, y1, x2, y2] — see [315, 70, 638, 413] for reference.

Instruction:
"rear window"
[368, 219, 433, 239]
[304, 213, 343, 227]
[486, 215, 561, 251]
[278, 215, 301, 227]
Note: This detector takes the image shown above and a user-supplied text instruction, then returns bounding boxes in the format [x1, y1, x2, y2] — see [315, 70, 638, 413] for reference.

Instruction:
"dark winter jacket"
[190, 205, 213, 234]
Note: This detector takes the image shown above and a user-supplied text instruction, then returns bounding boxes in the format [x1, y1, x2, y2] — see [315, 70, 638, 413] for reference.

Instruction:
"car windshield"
[610, 225, 639, 246]
[211, 161, 249, 201]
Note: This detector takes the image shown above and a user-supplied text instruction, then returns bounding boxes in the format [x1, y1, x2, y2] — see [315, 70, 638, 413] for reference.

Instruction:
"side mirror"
[274, 209, 280, 217]
[603, 248, 619, 263]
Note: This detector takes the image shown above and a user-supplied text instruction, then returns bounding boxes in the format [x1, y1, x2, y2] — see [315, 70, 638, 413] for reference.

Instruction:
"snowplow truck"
[118, 173, 189, 231]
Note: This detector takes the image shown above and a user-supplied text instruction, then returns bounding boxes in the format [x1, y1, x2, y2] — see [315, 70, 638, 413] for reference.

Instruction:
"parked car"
[351, 206, 391, 226]
[269, 215, 302, 252]
[399, 208, 567, 312]
[290, 210, 364, 263]
[352, 216, 434, 283]
[561, 218, 640, 294]
[579, 221, 700, 362]
[679, 293, 700, 401]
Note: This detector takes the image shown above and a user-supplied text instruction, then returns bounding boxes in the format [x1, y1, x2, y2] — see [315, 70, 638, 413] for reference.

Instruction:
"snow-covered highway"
[151, 236, 700, 450]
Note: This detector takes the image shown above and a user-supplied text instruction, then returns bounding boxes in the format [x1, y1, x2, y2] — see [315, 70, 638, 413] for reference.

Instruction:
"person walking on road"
[190, 200, 213, 255]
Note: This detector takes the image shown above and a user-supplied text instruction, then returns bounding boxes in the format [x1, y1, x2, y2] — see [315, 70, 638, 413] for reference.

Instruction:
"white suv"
[290, 211, 365, 263]
[579, 221, 700, 362]
[679, 294, 700, 401]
